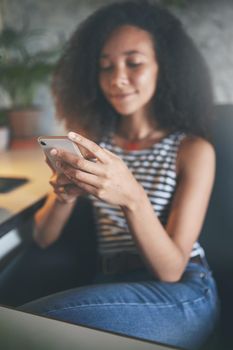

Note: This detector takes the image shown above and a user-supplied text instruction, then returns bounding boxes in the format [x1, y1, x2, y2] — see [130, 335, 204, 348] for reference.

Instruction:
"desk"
[0, 306, 181, 350]
[0, 147, 51, 237]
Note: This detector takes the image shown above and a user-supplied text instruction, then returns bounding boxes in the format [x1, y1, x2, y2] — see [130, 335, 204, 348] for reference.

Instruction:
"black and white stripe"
[91, 132, 204, 258]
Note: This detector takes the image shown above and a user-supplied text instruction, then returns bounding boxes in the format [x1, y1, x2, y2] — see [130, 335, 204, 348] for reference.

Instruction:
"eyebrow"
[100, 50, 146, 59]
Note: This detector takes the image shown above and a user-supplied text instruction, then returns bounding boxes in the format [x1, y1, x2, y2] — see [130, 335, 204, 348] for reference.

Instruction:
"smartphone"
[38, 136, 83, 173]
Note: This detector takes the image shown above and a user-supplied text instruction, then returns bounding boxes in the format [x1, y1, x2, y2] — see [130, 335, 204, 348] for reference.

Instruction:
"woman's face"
[99, 25, 159, 118]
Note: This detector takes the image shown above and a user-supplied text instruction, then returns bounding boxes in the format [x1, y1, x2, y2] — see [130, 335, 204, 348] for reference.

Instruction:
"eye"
[99, 58, 114, 72]
[99, 65, 113, 72]
[127, 61, 142, 68]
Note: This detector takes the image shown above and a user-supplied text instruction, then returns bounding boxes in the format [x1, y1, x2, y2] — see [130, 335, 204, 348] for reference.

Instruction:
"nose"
[110, 66, 129, 88]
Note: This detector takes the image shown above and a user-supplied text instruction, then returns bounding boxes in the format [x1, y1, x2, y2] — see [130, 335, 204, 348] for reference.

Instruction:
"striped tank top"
[91, 131, 204, 258]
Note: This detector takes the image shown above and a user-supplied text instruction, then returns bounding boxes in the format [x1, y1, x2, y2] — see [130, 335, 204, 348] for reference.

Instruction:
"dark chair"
[200, 104, 233, 349]
[0, 197, 97, 306]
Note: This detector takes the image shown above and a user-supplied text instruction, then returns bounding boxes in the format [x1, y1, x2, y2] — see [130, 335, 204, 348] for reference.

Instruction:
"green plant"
[0, 25, 61, 109]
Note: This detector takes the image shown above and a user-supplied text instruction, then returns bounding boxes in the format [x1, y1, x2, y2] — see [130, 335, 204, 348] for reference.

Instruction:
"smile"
[110, 93, 135, 100]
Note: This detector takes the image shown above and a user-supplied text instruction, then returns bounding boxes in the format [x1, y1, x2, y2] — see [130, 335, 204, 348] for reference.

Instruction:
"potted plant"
[0, 25, 61, 139]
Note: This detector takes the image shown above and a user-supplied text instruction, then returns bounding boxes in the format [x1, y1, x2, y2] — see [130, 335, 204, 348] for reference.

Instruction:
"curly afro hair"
[52, 0, 214, 140]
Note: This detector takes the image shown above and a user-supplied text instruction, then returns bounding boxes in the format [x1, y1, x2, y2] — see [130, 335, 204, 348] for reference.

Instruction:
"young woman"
[19, 1, 219, 349]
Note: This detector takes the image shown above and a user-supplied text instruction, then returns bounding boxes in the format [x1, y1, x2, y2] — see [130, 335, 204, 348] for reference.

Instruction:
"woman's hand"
[44, 154, 85, 204]
[49, 172, 85, 204]
[50, 132, 143, 208]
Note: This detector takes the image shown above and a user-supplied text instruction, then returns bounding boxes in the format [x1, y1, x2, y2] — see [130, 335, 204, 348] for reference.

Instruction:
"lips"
[110, 92, 135, 100]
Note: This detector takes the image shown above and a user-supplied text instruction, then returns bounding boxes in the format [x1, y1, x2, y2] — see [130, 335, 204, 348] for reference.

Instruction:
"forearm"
[122, 189, 186, 282]
[33, 192, 77, 248]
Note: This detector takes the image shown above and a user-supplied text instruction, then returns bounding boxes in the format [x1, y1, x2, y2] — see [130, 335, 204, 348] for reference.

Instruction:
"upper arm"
[165, 136, 216, 261]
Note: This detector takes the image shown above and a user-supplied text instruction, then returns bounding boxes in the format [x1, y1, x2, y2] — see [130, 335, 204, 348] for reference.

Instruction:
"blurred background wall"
[0, 0, 232, 134]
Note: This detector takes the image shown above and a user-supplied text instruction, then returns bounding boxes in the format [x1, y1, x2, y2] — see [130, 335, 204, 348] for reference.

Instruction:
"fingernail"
[50, 148, 57, 156]
[58, 186, 65, 193]
[68, 132, 79, 140]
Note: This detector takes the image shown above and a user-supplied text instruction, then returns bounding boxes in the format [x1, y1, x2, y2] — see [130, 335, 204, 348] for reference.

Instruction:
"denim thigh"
[19, 262, 219, 350]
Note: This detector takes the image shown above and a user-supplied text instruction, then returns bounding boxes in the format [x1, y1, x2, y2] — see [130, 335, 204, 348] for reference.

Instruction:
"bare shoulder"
[177, 135, 216, 175]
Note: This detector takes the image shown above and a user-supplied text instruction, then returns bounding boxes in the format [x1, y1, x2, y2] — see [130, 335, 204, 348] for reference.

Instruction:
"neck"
[114, 119, 169, 151]
[116, 114, 157, 141]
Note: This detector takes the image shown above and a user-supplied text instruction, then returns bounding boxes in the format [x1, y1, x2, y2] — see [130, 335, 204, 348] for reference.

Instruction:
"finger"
[54, 186, 63, 195]
[63, 167, 101, 188]
[50, 149, 88, 172]
[49, 173, 58, 187]
[53, 180, 76, 193]
[54, 185, 78, 203]
[56, 173, 73, 185]
[50, 148, 77, 168]
[57, 186, 66, 194]
[68, 132, 109, 163]
[71, 157, 104, 176]
[57, 193, 77, 204]
[51, 148, 104, 177]
[57, 153, 104, 177]
[49, 173, 70, 188]
[65, 185, 84, 196]
[73, 181, 99, 197]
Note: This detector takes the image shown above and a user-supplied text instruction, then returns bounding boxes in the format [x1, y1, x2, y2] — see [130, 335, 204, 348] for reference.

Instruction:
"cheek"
[136, 68, 158, 94]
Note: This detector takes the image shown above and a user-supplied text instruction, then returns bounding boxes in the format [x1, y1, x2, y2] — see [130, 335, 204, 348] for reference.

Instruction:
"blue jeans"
[19, 258, 219, 350]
